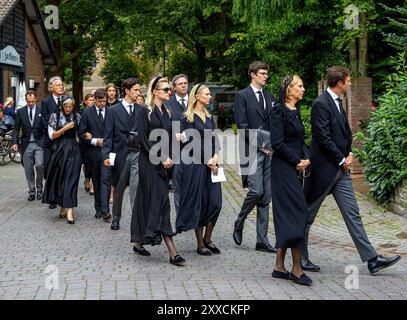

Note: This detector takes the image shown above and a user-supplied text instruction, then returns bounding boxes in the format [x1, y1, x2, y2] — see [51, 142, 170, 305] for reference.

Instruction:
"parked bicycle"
[0, 130, 21, 165]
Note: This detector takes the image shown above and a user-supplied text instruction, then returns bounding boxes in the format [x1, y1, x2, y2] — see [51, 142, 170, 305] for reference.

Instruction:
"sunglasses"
[157, 87, 172, 93]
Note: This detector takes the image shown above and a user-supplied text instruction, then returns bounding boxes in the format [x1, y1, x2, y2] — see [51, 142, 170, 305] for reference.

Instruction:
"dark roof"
[0, 0, 57, 65]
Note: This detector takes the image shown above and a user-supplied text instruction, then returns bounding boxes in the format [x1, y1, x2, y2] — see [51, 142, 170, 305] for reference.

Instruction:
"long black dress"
[269, 104, 309, 249]
[130, 105, 176, 246]
[43, 111, 82, 208]
[176, 114, 222, 232]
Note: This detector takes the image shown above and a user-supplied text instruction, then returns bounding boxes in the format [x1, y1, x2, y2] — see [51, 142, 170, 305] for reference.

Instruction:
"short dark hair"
[121, 77, 140, 96]
[326, 66, 351, 87]
[172, 74, 188, 86]
[25, 90, 37, 98]
[94, 88, 107, 99]
[248, 61, 269, 79]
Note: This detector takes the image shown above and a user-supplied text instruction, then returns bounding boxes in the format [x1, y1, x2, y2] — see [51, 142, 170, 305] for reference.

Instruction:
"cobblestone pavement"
[0, 162, 406, 300]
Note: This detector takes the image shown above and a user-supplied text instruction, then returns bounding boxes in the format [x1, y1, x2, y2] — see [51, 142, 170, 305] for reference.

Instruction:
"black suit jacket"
[234, 85, 275, 186]
[79, 106, 108, 160]
[101, 102, 144, 186]
[41, 95, 62, 147]
[166, 95, 186, 122]
[305, 90, 353, 203]
[12, 105, 45, 165]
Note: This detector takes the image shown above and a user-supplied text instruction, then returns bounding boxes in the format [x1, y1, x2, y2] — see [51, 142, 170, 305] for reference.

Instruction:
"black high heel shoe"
[67, 209, 75, 225]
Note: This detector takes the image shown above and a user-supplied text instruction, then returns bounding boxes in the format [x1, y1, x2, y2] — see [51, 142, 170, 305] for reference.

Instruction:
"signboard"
[0, 45, 23, 67]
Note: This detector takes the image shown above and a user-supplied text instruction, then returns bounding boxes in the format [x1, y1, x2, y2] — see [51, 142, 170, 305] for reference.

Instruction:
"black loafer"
[169, 255, 185, 266]
[368, 255, 401, 274]
[289, 273, 313, 286]
[95, 212, 103, 219]
[197, 248, 212, 256]
[272, 270, 290, 280]
[28, 195, 35, 201]
[204, 241, 221, 254]
[49, 203, 57, 209]
[301, 258, 320, 272]
[133, 245, 151, 256]
[103, 213, 112, 222]
[233, 222, 243, 245]
[255, 243, 277, 253]
[111, 220, 120, 230]
[36, 192, 43, 200]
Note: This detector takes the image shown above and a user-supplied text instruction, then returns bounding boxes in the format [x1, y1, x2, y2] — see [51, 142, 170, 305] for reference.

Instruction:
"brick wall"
[25, 15, 46, 103]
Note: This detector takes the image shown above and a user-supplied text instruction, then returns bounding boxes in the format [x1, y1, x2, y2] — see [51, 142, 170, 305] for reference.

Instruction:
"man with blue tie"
[166, 74, 189, 213]
[102, 78, 143, 230]
[302, 66, 401, 274]
[79, 88, 111, 222]
[12, 91, 45, 201]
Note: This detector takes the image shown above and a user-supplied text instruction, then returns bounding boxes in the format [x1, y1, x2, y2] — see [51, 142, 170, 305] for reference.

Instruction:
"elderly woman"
[130, 76, 185, 266]
[42, 97, 82, 224]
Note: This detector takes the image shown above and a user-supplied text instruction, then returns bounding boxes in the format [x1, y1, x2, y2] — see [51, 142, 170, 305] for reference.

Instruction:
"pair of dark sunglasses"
[157, 87, 172, 93]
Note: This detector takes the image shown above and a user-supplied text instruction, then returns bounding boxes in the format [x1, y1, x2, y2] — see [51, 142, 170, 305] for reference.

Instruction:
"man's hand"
[103, 159, 111, 167]
[84, 132, 92, 140]
[163, 157, 173, 169]
[343, 154, 354, 171]
[296, 159, 310, 173]
[12, 144, 18, 152]
[96, 138, 103, 146]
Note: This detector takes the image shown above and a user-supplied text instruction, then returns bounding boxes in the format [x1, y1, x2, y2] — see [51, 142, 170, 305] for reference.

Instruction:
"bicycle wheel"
[0, 152, 12, 165]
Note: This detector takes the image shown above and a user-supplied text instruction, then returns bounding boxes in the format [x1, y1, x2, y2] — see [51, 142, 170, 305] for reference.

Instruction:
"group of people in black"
[11, 61, 400, 284]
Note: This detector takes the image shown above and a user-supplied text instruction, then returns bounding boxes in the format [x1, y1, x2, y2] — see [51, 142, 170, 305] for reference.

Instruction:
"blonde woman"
[130, 76, 185, 266]
[175, 83, 222, 255]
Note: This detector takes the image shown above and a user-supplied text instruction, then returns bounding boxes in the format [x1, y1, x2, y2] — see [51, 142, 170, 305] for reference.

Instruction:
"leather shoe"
[133, 245, 151, 256]
[197, 247, 212, 256]
[110, 219, 120, 230]
[255, 243, 277, 253]
[301, 258, 320, 272]
[272, 270, 290, 280]
[368, 255, 401, 274]
[28, 194, 35, 201]
[169, 255, 185, 266]
[233, 224, 243, 245]
[95, 212, 103, 219]
[204, 241, 221, 254]
[36, 192, 43, 200]
[289, 273, 313, 286]
[103, 213, 112, 222]
[49, 203, 57, 209]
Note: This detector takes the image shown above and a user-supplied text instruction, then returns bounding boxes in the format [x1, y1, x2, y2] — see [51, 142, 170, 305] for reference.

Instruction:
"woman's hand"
[84, 132, 92, 140]
[207, 154, 219, 172]
[296, 159, 310, 173]
[64, 121, 75, 131]
[163, 157, 173, 169]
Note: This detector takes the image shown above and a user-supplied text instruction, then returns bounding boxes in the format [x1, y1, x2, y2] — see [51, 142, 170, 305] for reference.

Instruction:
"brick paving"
[0, 162, 406, 300]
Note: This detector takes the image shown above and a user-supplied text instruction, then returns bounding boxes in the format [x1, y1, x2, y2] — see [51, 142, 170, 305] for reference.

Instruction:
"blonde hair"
[146, 76, 171, 118]
[185, 83, 211, 123]
[285, 74, 302, 102]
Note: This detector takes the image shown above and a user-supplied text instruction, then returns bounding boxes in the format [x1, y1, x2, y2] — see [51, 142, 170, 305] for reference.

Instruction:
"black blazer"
[166, 95, 186, 122]
[305, 90, 353, 203]
[12, 105, 45, 163]
[41, 96, 61, 147]
[101, 102, 144, 186]
[79, 106, 108, 157]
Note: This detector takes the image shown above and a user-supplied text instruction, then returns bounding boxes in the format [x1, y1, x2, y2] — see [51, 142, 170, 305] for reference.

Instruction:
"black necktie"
[129, 104, 133, 116]
[337, 98, 347, 122]
[57, 97, 61, 107]
[98, 108, 104, 122]
[29, 107, 33, 122]
[257, 91, 265, 110]
[180, 98, 186, 110]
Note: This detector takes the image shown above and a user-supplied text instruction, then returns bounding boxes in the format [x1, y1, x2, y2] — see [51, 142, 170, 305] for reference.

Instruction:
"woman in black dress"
[130, 76, 185, 266]
[43, 97, 82, 224]
[80, 93, 94, 194]
[269, 75, 312, 285]
[175, 83, 222, 255]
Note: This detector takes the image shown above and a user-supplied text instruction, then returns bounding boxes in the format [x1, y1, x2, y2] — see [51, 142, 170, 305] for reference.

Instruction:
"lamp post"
[28, 78, 35, 90]
[10, 74, 18, 103]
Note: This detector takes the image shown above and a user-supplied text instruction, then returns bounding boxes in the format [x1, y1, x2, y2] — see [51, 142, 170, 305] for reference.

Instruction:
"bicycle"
[0, 130, 21, 165]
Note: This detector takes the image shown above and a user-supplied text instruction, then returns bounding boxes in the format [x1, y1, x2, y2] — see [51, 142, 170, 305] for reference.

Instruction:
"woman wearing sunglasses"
[269, 75, 312, 286]
[130, 76, 185, 266]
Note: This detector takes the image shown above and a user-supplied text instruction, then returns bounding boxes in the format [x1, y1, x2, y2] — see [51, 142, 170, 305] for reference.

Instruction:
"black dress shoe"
[28, 195, 35, 201]
[169, 255, 185, 266]
[103, 213, 112, 222]
[110, 220, 120, 230]
[301, 258, 320, 272]
[368, 255, 401, 274]
[133, 245, 151, 256]
[272, 270, 291, 280]
[49, 203, 57, 209]
[289, 273, 313, 286]
[36, 192, 43, 200]
[95, 212, 103, 219]
[255, 243, 277, 253]
[233, 226, 243, 245]
[197, 247, 212, 256]
[204, 241, 221, 254]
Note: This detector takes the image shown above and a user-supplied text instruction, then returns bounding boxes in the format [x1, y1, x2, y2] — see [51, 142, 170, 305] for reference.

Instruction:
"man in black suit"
[12, 91, 45, 201]
[102, 77, 143, 230]
[166, 74, 189, 213]
[232, 61, 276, 253]
[41, 76, 65, 209]
[302, 66, 400, 274]
[79, 88, 112, 222]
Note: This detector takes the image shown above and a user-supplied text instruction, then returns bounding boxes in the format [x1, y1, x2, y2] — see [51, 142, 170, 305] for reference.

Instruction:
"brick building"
[0, 0, 56, 104]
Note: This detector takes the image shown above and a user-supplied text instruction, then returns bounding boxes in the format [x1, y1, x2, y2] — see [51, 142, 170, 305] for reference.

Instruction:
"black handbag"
[126, 130, 142, 151]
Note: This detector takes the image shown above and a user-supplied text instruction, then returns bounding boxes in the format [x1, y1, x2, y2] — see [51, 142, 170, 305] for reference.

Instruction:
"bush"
[354, 52, 407, 204]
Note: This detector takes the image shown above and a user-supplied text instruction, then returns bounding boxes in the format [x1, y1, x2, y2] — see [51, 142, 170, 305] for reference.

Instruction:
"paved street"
[0, 161, 406, 300]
